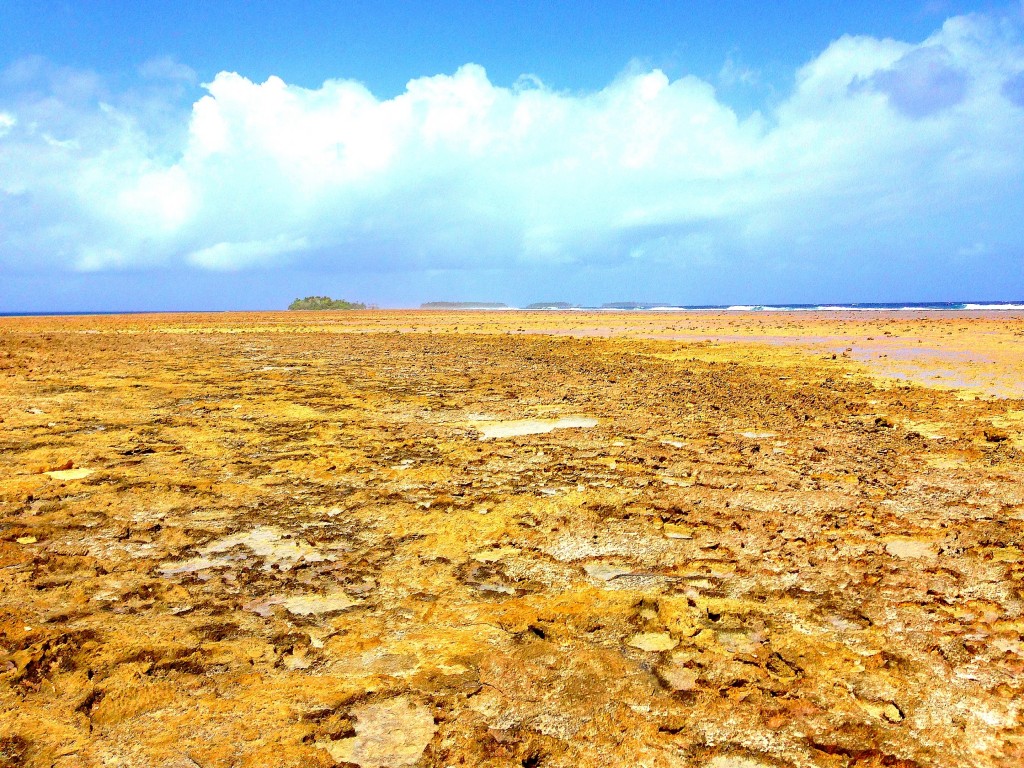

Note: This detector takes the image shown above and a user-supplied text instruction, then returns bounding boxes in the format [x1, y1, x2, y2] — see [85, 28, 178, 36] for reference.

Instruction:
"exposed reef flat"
[1, 310, 1023, 767]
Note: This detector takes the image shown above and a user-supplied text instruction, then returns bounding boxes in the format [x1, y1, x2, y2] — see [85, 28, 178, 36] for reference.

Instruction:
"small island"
[288, 296, 367, 310]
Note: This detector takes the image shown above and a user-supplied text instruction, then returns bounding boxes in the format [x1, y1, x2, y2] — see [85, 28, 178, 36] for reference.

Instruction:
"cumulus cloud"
[0, 12, 1023, 292]
[862, 46, 970, 117]
[188, 235, 309, 270]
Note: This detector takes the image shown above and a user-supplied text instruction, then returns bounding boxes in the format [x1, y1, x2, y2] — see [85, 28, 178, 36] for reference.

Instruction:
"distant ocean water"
[610, 301, 1024, 312]
[2, 301, 1024, 317]
[531, 301, 1024, 311]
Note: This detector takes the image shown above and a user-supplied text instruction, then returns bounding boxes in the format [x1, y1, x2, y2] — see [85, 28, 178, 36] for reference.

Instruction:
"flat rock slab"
[884, 538, 938, 559]
[321, 697, 437, 767]
[583, 563, 634, 581]
[627, 632, 679, 652]
[281, 592, 359, 616]
[475, 417, 598, 440]
[45, 468, 93, 481]
[706, 757, 777, 768]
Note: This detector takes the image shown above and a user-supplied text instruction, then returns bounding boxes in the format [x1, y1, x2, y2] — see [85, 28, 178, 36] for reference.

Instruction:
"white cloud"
[1, 12, 1023, 285]
[187, 235, 308, 270]
[138, 56, 197, 84]
[718, 54, 760, 88]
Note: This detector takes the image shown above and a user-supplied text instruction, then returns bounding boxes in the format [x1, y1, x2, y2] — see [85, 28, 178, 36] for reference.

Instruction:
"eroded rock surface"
[1, 310, 1022, 767]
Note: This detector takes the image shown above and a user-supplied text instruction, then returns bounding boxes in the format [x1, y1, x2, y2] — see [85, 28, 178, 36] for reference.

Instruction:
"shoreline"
[4, 305, 1024, 319]
[4, 310, 1023, 398]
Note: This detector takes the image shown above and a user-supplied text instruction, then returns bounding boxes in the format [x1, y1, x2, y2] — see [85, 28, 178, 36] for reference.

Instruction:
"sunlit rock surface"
[1, 310, 1023, 767]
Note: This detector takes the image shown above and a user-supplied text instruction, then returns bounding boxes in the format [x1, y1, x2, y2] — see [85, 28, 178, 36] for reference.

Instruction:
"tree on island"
[288, 296, 368, 310]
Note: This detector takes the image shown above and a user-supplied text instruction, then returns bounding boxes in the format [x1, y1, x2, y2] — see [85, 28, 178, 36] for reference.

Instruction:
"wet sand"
[1, 311, 1022, 767]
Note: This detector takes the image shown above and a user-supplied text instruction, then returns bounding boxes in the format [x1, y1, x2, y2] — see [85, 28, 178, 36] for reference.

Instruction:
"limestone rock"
[627, 632, 678, 652]
[323, 697, 437, 768]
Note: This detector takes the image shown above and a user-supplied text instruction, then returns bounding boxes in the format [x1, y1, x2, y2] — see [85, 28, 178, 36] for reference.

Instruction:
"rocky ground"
[1, 311, 1022, 768]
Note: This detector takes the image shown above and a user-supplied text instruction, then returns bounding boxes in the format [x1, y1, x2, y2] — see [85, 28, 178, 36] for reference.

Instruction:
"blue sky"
[1, 1, 1023, 310]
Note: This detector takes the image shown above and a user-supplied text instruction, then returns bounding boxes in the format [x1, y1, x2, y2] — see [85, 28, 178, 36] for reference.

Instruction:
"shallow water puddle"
[474, 416, 598, 440]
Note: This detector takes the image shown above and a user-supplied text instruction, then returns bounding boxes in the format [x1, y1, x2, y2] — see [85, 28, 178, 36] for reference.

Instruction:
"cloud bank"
[1, 13, 1023, 303]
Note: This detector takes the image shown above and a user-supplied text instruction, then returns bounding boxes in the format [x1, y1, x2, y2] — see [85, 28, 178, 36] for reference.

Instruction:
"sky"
[1, 1, 1023, 311]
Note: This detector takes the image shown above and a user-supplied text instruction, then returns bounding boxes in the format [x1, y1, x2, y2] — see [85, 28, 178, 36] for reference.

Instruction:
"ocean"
[2, 301, 1024, 316]
[532, 301, 1024, 311]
